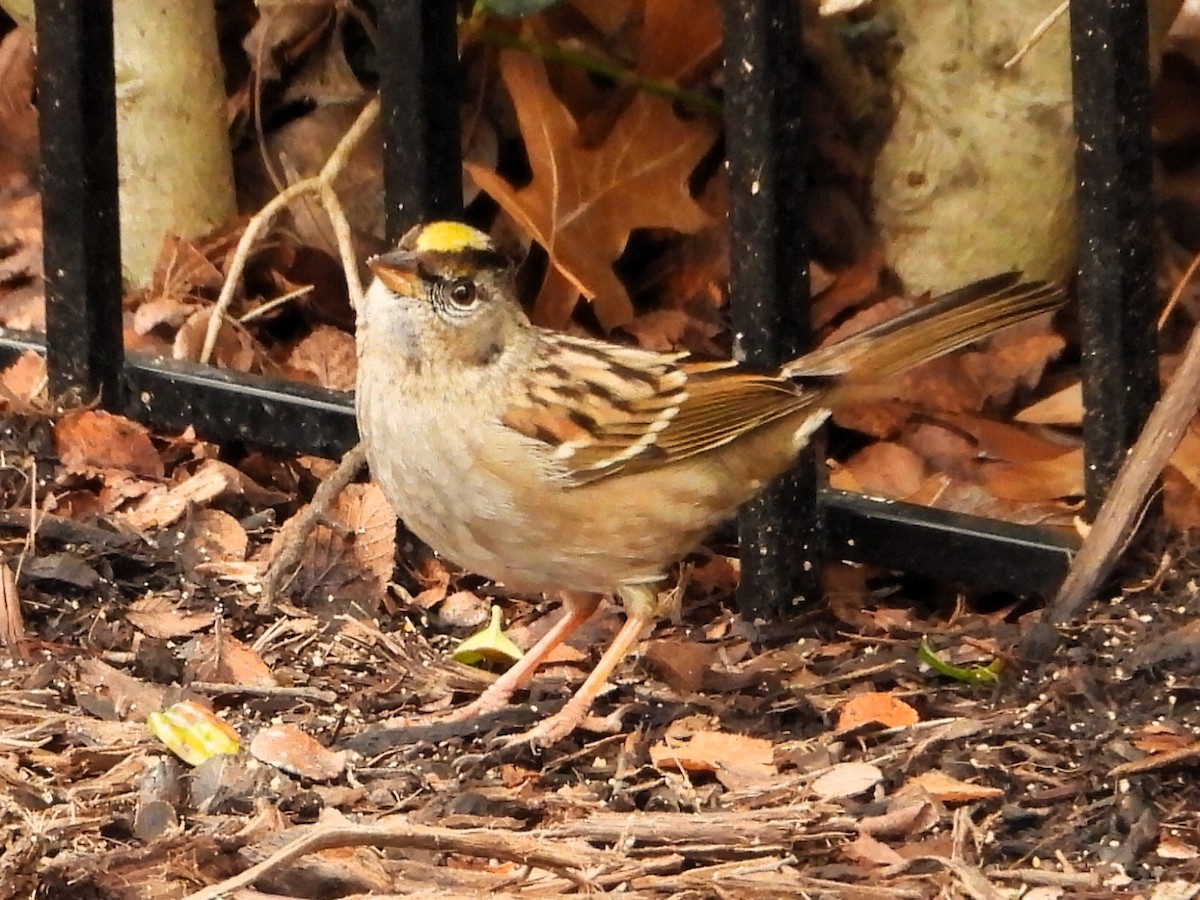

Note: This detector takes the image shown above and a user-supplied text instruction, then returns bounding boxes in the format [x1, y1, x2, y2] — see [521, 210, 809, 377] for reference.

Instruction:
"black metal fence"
[0, 1, 1158, 621]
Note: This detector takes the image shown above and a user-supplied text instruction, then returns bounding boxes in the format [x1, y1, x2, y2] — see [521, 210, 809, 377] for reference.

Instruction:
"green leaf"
[452, 605, 524, 667]
[918, 638, 1001, 686]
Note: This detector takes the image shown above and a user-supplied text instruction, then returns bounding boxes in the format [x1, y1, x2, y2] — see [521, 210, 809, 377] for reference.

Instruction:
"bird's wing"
[499, 333, 813, 486]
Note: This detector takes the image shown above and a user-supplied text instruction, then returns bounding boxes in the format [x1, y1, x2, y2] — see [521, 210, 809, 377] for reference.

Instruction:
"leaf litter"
[2, 1, 1200, 897]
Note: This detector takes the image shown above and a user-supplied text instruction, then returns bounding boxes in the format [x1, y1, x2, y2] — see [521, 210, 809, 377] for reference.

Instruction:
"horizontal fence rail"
[0, 0, 1162, 609]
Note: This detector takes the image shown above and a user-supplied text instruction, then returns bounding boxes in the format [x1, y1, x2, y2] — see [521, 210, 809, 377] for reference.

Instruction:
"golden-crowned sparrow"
[356, 221, 1066, 746]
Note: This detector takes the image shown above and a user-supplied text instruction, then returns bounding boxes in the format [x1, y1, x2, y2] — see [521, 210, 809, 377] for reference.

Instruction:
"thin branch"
[183, 818, 607, 900]
[200, 97, 379, 364]
[1037, 255, 1200, 629]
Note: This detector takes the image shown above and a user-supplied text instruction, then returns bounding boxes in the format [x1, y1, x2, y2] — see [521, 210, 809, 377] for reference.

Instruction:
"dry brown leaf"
[643, 637, 718, 693]
[250, 724, 348, 782]
[181, 508, 250, 575]
[942, 413, 1080, 463]
[433, 590, 489, 629]
[173, 307, 265, 372]
[0, 27, 38, 192]
[126, 596, 215, 639]
[285, 324, 356, 391]
[1017, 380, 1083, 425]
[1156, 835, 1200, 860]
[76, 658, 166, 721]
[1169, 424, 1200, 493]
[981, 448, 1084, 502]
[959, 323, 1065, 404]
[407, 556, 453, 610]
[97, 471, 160, 514]
[150, 232, 225, 300]
[837, 692, 920, 731]
[288, 483, 397, 613]
[132, 295, 201, 336]
[0, 350, 45, 407]
[836, 442, 927, 499]
[637, 0, 722, 82]
[898, 770, 1003, 804]
[843, 831, 906, 867]
[811, 762, 884, 800]
[466, 50, 716, 329]
[650, 717, 776, 789]
[330, 482, 397, 586]
[858, 799, 940, 837]
[1132, 723, 1196, 756]
[183, 633, 277, 687]
[54, 409, 165, 479]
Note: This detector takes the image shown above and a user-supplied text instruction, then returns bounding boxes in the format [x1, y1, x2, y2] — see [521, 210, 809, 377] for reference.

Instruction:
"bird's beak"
[367, 251, 420, 294]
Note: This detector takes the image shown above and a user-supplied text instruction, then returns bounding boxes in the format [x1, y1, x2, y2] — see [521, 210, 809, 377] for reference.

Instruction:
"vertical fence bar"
[722, 0, 814, 624]
[1070, 1, 1158, 513]
[377, 1, 463, 243]
[35, 0, 123, 403]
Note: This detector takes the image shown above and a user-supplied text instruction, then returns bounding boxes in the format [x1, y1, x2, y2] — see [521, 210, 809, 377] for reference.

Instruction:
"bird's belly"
[359, 391, 823, 596]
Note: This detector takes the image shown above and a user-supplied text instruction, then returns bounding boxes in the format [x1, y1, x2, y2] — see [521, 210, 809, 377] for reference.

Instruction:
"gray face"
[363, 241, 528, 371]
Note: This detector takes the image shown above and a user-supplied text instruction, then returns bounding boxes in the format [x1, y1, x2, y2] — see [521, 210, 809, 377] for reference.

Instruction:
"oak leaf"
[467, 50, 716, 329]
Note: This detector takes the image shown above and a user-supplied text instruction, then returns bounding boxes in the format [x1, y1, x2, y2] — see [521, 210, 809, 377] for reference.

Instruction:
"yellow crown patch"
[414, 221, 494, 254]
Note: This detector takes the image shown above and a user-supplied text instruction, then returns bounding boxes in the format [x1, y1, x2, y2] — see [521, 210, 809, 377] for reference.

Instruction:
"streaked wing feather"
[501, 334, 808, 486]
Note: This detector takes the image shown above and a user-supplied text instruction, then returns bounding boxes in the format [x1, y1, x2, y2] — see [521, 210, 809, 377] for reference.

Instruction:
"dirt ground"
[2, 517, 1199, 899]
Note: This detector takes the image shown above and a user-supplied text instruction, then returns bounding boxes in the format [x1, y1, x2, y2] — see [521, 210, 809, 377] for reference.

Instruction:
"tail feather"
[781, 274, 1067, 383]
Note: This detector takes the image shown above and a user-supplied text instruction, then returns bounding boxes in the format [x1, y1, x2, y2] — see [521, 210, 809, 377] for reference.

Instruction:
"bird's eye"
[448, 280, 477, 307]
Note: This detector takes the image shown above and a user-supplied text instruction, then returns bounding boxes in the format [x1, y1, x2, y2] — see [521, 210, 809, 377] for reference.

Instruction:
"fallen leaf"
[173, 307, 266, 372]
[650, 718, 776, 789]
[76, 658, 166, 722]
[644, 636, 718, 693]
[1132, 723, 1195, 756]
[1156, 835, 1200, 860]
[837, 692, 920, 731]
[286, 483, 397, 613]
[286, 324, 356, 391]
[836, 442, 927, 499]
[898, 770, 1003, 804]
[147, 700, 240, 766]
[183, 633, 277, 687]
[981, 448, 1084, 502]
[858, 799, 939, 837]
[843, 831, 906, 867]
[19, 552, 100, 588]
[1016, 380, 1082, 425]
[54, 409, 165, 479]
[127, 596, 215, 639]
[181, 508, 250, 576]
[250, 724, 348, 781]
[811, 762, 883, 800]
[637, 0, 722, 82]
[0, 350, 45, 406]
[466, 50, 716, 329]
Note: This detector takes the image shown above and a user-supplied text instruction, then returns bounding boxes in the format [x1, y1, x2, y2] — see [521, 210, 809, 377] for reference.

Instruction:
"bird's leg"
[514, 583, 659, 747]
[445, 591, 601, 721]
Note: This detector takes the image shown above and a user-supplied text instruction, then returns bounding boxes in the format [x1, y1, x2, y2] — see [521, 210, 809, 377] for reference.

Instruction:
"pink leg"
[512, 587, 658, 747]
[445, 592, 601, 721]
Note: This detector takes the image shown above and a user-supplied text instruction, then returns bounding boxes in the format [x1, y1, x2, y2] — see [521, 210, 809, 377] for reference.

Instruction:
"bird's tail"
[781, 273, 1066, 383]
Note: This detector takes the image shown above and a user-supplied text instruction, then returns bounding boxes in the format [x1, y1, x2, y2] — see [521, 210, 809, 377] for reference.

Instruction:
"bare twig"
[200, 98, 377, 364]
[183, 819, 607, 900]
[259, 443, 367, 609]
[1036, 258, 1200, 631]
[187, 682, 338, 704]
[1004, 1, 1068, 69]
